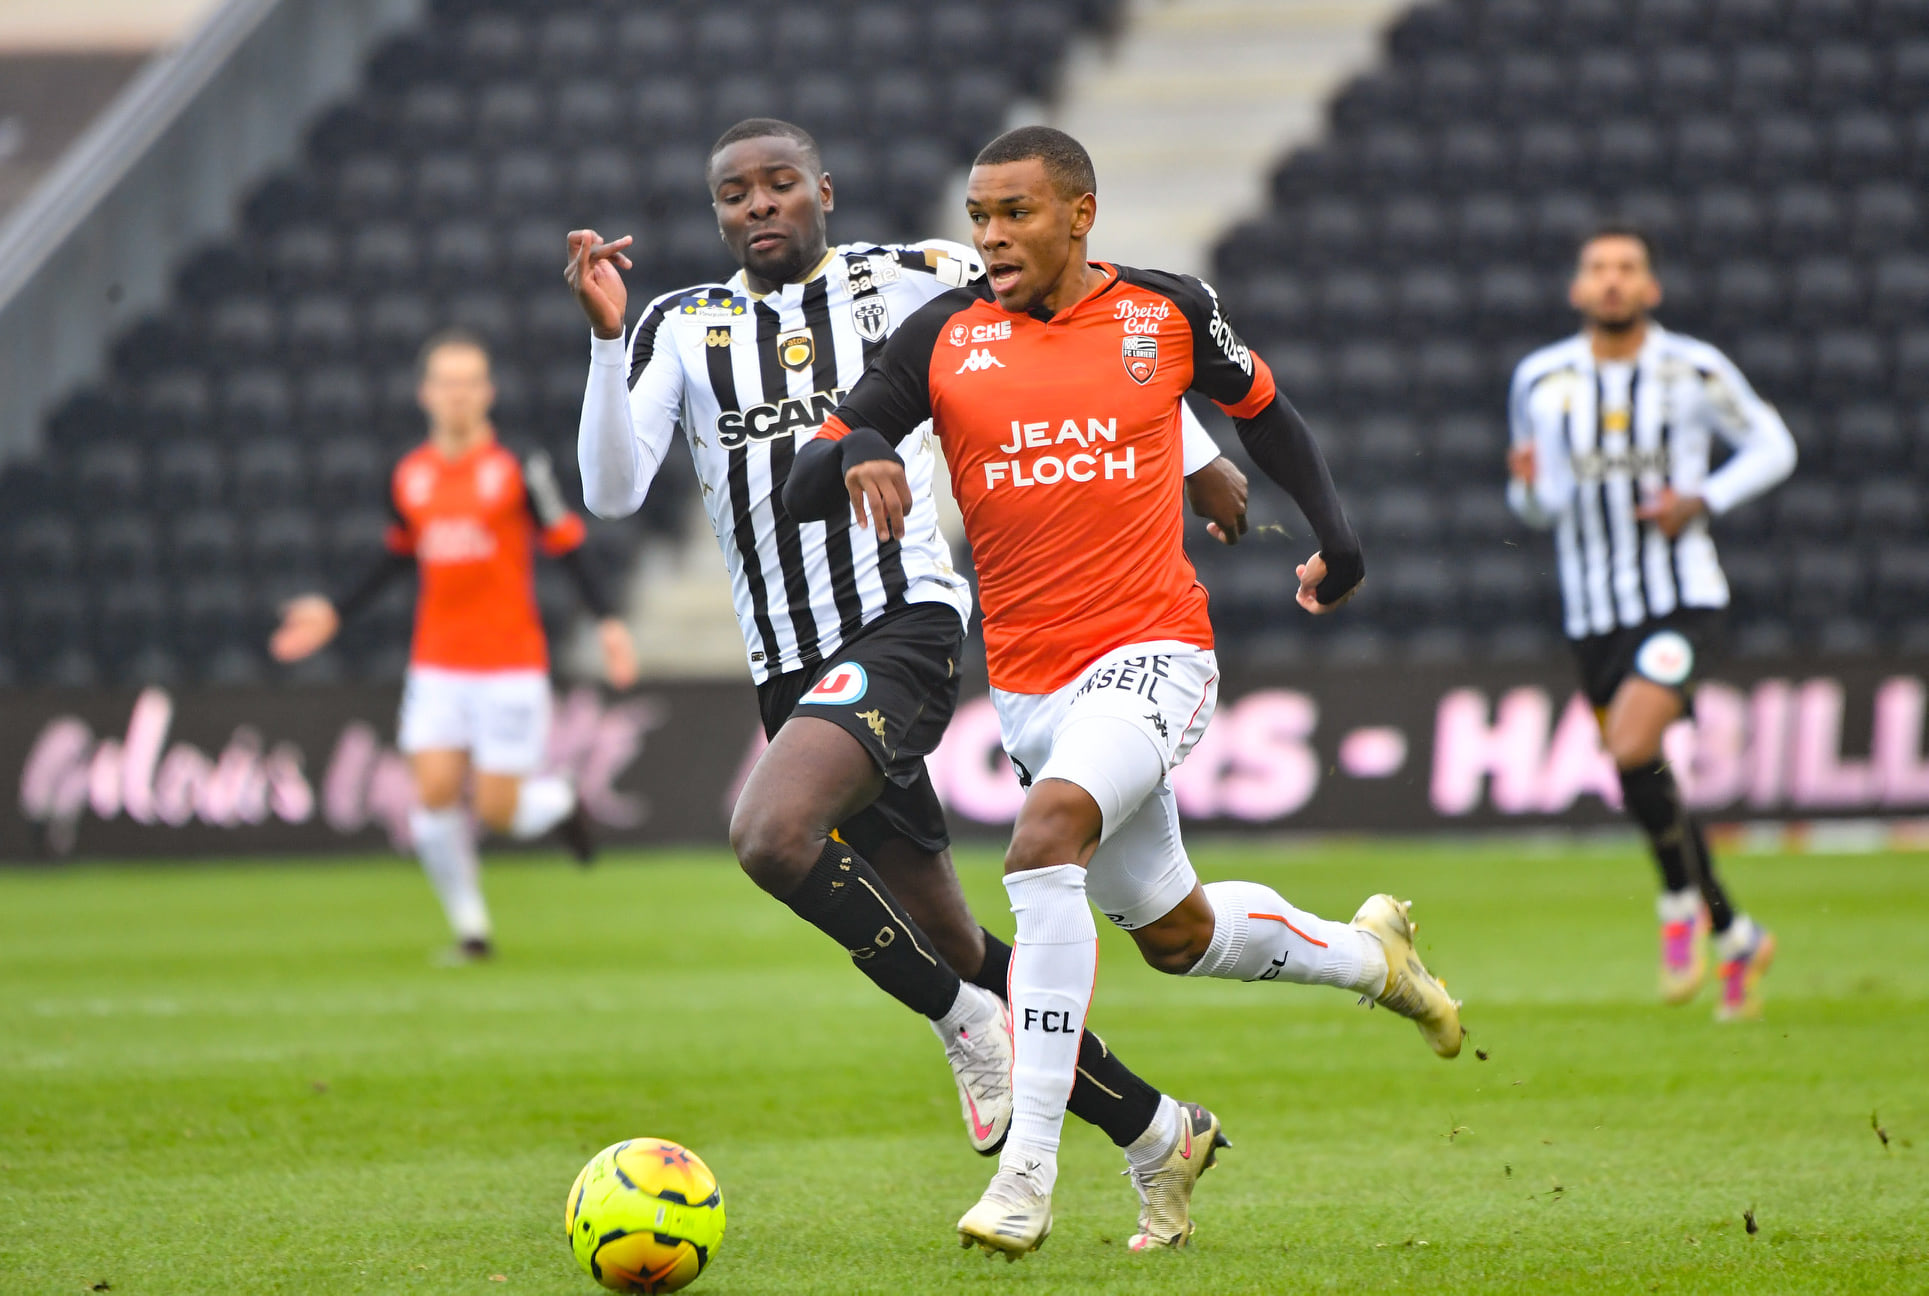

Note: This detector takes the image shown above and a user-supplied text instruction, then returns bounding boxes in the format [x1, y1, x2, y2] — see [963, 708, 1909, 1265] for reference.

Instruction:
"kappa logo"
[705, 327, 733, 348]
[778, 331, 814, 372]
[855, 708, 887, 739]
[851, 296, 889, 342]
[948, 320, 1011, 346]
[1122, 334, 1158, 385]
[801, 663, 868, 705]
[956, 348, 1006, 374]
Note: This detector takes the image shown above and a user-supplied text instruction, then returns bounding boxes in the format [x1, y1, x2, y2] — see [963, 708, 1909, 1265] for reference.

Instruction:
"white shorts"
[992, 641, 1218, 930]
[397, 666, 552, 776]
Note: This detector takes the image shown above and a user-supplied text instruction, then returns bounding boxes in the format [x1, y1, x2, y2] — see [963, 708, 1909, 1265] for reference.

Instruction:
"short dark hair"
[708, 117, 821, 174]
[973, 125, 1097, 198]
[1579, 222, 1658, 271]
[416, 326, 490, 378]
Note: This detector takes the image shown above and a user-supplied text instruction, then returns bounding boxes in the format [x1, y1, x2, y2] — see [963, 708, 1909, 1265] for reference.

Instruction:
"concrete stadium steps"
[1047, 0, 1405, 277]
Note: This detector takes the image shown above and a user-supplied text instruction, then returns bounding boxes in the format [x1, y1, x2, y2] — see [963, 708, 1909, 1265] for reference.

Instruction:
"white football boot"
[933, 983, 1013, 1155]
[957, 1159, 1053, 1260]
[1126, 1102, 1230, 1252]
[1351, 894, 1465, 1059]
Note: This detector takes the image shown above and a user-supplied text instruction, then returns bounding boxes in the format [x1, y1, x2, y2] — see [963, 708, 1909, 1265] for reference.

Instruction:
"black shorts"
[1569, 608, 1726, 712]
[755, 601, 965, 856]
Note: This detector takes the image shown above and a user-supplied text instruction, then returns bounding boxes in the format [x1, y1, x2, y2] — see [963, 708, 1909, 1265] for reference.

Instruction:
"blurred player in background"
[1508, 227, 1797, 1020]
[271, 329, 637, 961]
[571, 118, 1251, 1248]
[789, 125, 1463, 1258]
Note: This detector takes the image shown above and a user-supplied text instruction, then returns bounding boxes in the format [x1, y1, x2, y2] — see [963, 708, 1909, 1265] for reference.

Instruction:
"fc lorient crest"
[1122, 334, 1158, 385]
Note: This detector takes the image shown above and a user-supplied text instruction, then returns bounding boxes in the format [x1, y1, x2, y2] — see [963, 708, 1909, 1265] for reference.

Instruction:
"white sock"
[1185, 880, 1386, 994]
[410, 806, 489, 940]
[508, 775, 575, 840]
[999, 863, 1096, 1195]
[1657, 888, 1701, 926]
[932, 981, 993, 1040]
[1716, 914, 1760, 961]
[1125, 1094, 1182, 1173]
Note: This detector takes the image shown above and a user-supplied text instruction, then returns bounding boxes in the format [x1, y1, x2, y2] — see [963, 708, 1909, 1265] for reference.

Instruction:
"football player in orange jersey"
[790, 127, 1464, 1254]
[271, 330, 636, 960]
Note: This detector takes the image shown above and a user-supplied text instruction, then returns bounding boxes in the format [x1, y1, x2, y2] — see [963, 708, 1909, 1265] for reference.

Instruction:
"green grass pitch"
[3, 839, 1926, 1294]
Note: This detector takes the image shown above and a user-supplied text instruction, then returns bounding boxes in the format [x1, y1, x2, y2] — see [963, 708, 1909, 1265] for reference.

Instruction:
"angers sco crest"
[1122, 334, 1158, 385]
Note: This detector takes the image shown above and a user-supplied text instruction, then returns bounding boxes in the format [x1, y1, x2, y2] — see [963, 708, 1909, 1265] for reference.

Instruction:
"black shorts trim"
[755, 601, 965, 854]
[1569, 608, 1725, 712]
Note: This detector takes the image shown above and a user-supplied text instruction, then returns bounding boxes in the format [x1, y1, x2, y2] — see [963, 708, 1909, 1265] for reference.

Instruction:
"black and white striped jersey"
[1507, 324, 1797, 640]
[581, 240, 979, 682]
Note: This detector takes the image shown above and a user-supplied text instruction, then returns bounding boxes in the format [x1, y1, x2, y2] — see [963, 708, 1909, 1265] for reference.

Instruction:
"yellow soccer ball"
[565, 1139, 725, 1294]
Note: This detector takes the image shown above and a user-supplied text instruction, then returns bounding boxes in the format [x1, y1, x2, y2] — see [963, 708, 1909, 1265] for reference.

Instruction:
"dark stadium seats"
[1182, 0, 1923, 662]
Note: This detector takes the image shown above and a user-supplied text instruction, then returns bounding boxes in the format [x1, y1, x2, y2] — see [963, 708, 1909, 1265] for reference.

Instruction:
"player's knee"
[1606, 728, 1660, 770]
[1003, 780, 1101, 876]
[728, 801, 821, 897]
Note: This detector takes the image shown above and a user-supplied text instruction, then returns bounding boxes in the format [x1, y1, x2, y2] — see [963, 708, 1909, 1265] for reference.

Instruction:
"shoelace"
[983, 1167, 1045, 1211]
[946, 1023, 1010, 1097]
[1125, 1160, 1184, 1238]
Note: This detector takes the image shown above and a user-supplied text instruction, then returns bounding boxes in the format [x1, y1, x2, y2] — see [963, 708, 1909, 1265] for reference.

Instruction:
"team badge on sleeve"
[1122, 335, 1159, 385]
[852, 297, 889, 343]
[1634, 630, 1694, 686]
[801, 662, 868, 705]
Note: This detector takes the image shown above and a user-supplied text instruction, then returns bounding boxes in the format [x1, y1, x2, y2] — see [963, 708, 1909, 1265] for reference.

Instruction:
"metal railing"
[0, 0, 422, 466]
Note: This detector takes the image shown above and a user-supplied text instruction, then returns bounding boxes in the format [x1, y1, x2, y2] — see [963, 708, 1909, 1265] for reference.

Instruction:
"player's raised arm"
[569, 229, 683, 519]
[784, 291, 957, 540]
[1680, 346, 1798, 523]
[1142, 269, 1361, 610]
[1505, 358, 1574, 530]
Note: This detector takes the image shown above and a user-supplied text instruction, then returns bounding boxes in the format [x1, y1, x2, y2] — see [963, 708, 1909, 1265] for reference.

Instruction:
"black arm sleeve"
[786, 428, 903, 524]
[1235, 394, 1363, 604]
[333, 552, 412, 620]
[552, 546, 614, 618]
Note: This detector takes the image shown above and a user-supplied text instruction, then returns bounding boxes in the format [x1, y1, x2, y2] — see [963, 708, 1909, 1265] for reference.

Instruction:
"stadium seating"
[0, 0, 1120, 685]
[1207, 0, 1927, 664]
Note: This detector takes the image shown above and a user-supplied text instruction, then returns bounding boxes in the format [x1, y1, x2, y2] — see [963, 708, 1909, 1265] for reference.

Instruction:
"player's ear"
[818, 170, 834, 213]
[1567, 273, 1587, 312]
[1069, 192, 1097, 240]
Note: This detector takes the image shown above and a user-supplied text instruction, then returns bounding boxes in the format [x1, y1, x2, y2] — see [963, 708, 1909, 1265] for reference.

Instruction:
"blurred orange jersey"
[821, 264, 1275, 694]
[386, 439, 588, 671]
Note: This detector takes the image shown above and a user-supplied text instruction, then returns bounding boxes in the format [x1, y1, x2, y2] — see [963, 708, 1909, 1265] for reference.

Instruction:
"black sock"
[1684, 818, 1737, 933]
[1619, 759, 1696, 892]
[1621, 760, 1739, 932]
[970, 928, 1162, 1148]
[782, 840, 961, 1020]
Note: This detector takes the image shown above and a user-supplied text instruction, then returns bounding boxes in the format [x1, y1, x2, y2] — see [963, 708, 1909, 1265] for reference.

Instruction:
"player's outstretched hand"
[1295, 552, 1359, 615]
[1186, 456, 1249, 546]
[1635, 486, 1706, 540]
[598, 617, 638, 691]
[845, 459, 913, 542]
[1507, 441, 1536, 484]
[566, 229, 634, 341]
[270, 595, 340, 662]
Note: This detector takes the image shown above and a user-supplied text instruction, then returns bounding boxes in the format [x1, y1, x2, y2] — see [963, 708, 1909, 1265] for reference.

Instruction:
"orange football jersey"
[386, 439, 587, 671]
[820, 264, 1275, 694]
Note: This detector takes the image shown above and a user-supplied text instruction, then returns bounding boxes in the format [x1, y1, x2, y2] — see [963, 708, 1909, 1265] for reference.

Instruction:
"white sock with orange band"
[1000, 863, 1098, 1196]
[1186, 880, 1387, 993]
